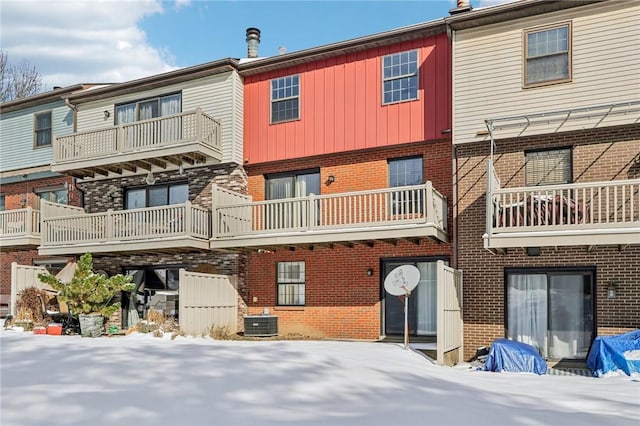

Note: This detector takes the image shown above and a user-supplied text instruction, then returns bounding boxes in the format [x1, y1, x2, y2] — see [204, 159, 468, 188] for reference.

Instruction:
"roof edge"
[0, 84, 94, 112]
[238, 18, 447, 76]
[66, 58, 240, 104]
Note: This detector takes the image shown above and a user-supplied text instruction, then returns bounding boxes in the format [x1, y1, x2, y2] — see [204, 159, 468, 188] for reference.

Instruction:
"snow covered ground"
[1, 329, 638, 426]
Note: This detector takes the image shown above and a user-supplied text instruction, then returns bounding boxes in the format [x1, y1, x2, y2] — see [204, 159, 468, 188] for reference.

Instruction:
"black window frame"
[276, 261, 306, 306]
[524, 147, 572, 186]
[124, 182, 189, 209]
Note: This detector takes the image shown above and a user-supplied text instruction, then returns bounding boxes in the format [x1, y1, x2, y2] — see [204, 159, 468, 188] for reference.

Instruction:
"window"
[0, 194, 5, 211]
[525, 148, 571, 186]
[524, 23, 571, 86]
[35, 186, 68, 205]
[506, 268, 594, 359]
[115, 93, 182, 124]
[265, 170, 320, 230]
[125, 183, 188, 209]
[382, 50, 418, 104]
[34, 111, 52, 147]
[271, 75, 299, 123]
[277, 261, 305, 306]
[389, 157, 423, 214]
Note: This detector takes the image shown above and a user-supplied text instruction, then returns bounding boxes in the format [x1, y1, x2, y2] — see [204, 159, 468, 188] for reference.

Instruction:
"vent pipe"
[450, 0, 472, 15]
[246, 27, 261, 58]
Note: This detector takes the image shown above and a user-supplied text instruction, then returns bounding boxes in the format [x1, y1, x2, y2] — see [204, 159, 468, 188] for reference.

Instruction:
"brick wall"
[1, 175, 80, 296]
[455, 124, 640, 359]
[245, 140, 454, 339]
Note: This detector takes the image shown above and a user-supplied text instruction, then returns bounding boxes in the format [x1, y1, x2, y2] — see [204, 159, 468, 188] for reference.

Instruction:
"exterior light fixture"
[326, 175, 335, 185]
[607, 283, 617, 299]
[367, 268, 374, 276]
[103, 110, 111, 119]
[145, 171, 156, 185]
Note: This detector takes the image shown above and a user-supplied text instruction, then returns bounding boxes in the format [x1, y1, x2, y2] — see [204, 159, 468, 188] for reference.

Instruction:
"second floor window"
[271, 75, 299, 123]
[34, 111, 52, 147]
[115, 93, 182, 124]
[35, 186, 68, 205]
[382, 50, 418, 104]
[525, 148, 572, 186]
[524, 23, 571, 86]
[125, 183, 188, 209]
[389, 156, 423, 214]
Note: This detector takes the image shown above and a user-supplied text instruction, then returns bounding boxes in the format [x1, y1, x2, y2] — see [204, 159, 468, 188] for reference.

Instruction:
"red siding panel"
[244, 32, 451, 164]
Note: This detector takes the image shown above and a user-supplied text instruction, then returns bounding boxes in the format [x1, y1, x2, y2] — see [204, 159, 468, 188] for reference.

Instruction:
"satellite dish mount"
[383, 265, 420, 350]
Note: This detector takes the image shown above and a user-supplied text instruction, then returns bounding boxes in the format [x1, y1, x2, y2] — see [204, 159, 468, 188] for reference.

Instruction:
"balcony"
[51, 108, 222, 179]
[211, 183, 448, 250]
[485, 162, 640, 251]
[38, 201, 211, 256]
[0, 208, 41, 251]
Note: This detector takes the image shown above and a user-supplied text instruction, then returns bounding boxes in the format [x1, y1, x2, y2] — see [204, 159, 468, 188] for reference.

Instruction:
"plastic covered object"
[587, 329, 640, 377]
[483, 338, 547, 375]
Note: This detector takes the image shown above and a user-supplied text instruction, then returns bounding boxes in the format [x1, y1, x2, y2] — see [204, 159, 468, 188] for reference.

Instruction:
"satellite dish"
[384, 265, 420, 296]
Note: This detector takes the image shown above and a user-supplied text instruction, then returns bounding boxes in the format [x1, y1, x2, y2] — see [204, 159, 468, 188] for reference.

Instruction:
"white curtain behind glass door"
[416, 262, 437, 335]
[508, 274, 547, 355]
[160, 95, 182, 143]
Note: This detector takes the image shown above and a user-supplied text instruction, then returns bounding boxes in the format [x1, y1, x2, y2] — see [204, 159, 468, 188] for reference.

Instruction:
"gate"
[179, 270, 238, 335]
[436, 260, 464, 365]
[10, 262, 49, 316]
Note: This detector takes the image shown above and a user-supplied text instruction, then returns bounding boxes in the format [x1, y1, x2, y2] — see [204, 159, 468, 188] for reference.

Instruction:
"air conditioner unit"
[244, 315, 278, 337]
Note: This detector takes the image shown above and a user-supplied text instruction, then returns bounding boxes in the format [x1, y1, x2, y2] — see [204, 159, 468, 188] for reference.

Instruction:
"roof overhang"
[0, 84, 94, 113]
[238, 20, 447, 77]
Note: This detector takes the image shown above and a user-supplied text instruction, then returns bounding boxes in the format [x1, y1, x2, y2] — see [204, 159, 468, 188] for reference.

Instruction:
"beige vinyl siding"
[76, 70, 242, 164]
[0, 101, 73, 172]
[452, 1, 640, 144]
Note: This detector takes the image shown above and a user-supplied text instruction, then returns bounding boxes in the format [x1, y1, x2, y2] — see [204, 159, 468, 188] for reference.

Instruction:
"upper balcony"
[210, 183, 448, 250]
[485, 161, 640, 251]
[38, 200, 211, 256]
[0, 208, 41, 251]
[51, 108, 222, 179]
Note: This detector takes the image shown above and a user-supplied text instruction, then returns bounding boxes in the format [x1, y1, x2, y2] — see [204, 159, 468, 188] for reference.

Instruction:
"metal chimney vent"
[246, 27, 261, 58]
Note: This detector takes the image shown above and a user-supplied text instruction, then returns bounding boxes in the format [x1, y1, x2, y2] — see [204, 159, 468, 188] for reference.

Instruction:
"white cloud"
[0, 0, 178, 88]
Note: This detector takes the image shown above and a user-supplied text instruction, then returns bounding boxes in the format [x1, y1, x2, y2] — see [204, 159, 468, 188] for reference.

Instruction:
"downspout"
[484, 120, 496, 252]
[64, 97, 78, 133]
[449, 25, 458, 269]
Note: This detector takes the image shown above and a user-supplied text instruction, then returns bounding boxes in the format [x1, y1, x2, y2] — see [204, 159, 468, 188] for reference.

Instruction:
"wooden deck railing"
[53, 108, 221, 163]
[41, 202, 210, 246]
[0, 208, 40, 237]
[487, 160, 640, 239]
[213, 183, 447, 238]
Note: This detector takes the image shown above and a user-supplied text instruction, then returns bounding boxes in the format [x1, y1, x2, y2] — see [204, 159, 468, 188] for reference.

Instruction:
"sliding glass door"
[507, 269, 594, 359]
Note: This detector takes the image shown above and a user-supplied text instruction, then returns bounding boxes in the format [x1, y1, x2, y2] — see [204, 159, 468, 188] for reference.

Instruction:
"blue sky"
[140, 1, 460, 67]
[1, 0, 511, 89]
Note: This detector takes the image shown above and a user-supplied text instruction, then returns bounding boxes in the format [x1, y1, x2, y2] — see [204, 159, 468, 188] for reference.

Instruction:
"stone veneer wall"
[75, 163, 249, 331]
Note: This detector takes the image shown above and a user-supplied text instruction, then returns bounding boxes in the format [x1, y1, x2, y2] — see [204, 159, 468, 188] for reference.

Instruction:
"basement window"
[277, 261, 305, 306]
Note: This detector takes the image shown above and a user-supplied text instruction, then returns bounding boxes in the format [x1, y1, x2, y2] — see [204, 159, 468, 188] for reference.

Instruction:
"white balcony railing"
[486, 161, 640, 248]
[40, 202, 210, 248]
[0, 208, 40, 239]
[53, 108, 221, 164]
[212, 183, 448, 246]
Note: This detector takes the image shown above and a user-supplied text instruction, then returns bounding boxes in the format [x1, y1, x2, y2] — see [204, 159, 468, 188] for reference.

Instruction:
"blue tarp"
[587, 329, 640, 377]
[483, 338, 547, 375]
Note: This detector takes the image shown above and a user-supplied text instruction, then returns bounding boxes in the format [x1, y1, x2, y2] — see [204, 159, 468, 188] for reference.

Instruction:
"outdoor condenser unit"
[244, 315, 278, 337]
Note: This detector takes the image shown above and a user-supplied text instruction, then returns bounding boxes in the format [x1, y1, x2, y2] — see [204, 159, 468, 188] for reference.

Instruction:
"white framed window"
[525, 148, 572, 186]
[271, 75, 299, 123]
[277, 261, 305, 306]
[389, 156, 423, 214]
[524, 23, 571, 87]
[34, 111, 52, 147]
[382, 50, 418, 104]
[115, 93, 182, 124]
[35, 185, 68, 205]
